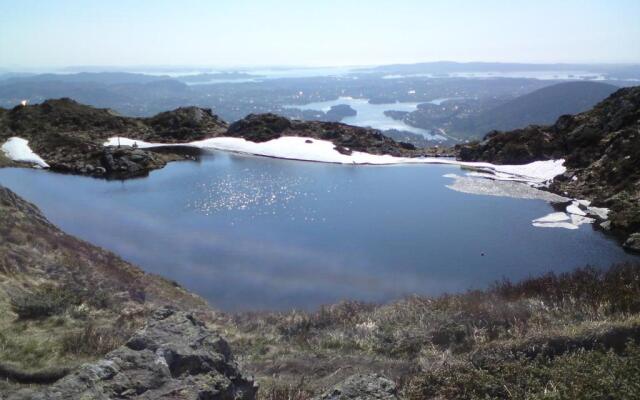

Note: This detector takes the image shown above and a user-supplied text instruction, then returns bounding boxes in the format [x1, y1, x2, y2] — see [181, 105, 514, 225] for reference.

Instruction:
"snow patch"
[1, 137, 49, 168]
[104, 136, 566, 186]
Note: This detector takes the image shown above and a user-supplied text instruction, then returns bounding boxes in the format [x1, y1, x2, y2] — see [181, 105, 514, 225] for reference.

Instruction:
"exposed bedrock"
[7, 308, 258, 400]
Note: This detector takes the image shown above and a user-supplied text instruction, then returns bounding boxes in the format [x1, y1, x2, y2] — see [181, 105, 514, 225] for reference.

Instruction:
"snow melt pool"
[0, 153, 637, 311]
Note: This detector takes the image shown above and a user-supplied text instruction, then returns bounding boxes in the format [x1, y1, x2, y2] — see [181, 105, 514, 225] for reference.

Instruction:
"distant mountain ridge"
[399, 81, 620, 139]
[361, 61, 640, 80]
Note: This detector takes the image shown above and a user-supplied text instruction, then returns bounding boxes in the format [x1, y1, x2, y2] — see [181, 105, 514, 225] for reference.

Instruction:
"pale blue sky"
[1, 0, 639, 68]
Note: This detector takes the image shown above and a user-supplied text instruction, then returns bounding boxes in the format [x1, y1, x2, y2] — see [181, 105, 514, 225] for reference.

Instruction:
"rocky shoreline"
[456, 86, 640, 251]
[0, 99, 448, 179]
[2, 93, 638, 251]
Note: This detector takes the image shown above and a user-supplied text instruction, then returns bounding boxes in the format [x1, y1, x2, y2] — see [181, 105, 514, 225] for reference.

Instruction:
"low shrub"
[10, 284, 80, 319]
[9, 281, 115, 320]
[256, 377, 314, 400]
[60, 322, 129, 356]
[404, 342, 640, 400]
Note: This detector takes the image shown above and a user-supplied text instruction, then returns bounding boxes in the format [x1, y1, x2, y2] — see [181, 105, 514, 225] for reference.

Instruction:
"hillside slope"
[457, 81, 619, 136]
[0, 185, 225, 394]
[457, 86, 640, 249]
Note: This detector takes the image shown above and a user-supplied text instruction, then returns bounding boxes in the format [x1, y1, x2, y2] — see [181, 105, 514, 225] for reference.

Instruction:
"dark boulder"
[227, 113, 292, 142]
[145, 107, 228, 142]
[623, 233, 640, 253]
[8, 308, 257, 400]
[100, 146, 167, 178]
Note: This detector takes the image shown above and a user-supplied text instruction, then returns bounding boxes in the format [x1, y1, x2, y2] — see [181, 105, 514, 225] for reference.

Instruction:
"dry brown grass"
[222, 263, 640, 396]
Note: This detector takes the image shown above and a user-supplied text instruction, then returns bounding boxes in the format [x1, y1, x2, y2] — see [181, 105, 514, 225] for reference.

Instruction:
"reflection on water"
[0, 153, 637, 311]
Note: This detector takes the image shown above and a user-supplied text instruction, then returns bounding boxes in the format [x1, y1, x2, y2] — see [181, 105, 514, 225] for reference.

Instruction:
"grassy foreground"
[1, 185, 638, 398]
[216, 262, 640, 399]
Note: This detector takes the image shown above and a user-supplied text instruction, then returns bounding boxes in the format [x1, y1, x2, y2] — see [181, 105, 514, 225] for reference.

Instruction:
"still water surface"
[0, 153, 636, 311]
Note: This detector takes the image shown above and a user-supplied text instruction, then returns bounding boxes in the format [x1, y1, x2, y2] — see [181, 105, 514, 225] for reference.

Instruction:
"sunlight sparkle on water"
[187, 169, 329, 222]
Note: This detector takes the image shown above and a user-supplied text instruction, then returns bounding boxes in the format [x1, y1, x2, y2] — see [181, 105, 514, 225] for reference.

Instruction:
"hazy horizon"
[4, 60, 640, 74]
[1, 0, 640, 69]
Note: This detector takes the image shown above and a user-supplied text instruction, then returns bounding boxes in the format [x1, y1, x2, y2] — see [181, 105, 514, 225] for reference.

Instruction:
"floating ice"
[571, 214, 595, 226]
[533, 221, 579, 230]
[533, 212, 571, 223]
[566, 201, 587, 216]
[444, 174, 569, 202]
[531, 208, 597, 230]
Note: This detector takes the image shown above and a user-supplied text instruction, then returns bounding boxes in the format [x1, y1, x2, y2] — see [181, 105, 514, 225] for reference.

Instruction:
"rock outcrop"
[624, 233, 640, 253]
[226, 113, 421, 157]
[456, 86, 640, 248]
[8, 308, 257, 400]
[0, 98, 222, 179]
[314, 373, 398, 400]
[1, 99, 434, 179]
[144, 106, 228, 142]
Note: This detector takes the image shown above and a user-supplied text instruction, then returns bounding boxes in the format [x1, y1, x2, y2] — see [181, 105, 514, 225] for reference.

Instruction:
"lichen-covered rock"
[314, 373, 398, 400]
[623, 233, 640, 253]
[8, 308, 257, 400]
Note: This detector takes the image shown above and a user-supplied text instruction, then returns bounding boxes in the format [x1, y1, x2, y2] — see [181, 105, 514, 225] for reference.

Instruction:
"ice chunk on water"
[533, 212, 571, 223]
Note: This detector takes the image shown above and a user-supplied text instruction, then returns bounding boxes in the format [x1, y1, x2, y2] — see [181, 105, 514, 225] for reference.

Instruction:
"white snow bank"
[104, 136, 566, 185]
[1, 137, 49, 168]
